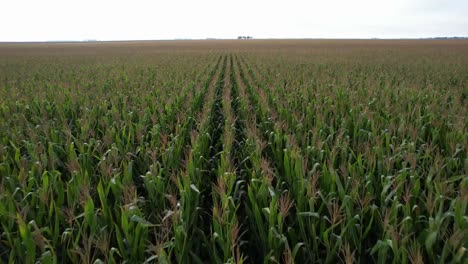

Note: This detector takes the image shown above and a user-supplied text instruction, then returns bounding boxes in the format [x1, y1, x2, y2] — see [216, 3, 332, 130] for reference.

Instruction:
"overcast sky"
[1, 0, 467, 41]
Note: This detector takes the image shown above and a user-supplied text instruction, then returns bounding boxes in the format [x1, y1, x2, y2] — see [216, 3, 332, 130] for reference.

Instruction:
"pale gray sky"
[1, 0, 467, 41]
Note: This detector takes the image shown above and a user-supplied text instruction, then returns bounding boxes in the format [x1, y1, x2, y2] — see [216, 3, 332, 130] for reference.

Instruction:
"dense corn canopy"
[0, 39, 467, 263]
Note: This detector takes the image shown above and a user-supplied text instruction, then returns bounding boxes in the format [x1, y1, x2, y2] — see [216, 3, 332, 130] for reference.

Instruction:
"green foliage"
[0, 41, 466, 263]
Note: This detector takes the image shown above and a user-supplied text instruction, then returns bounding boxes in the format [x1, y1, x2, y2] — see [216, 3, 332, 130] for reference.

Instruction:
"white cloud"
[0, 0, 467, 41]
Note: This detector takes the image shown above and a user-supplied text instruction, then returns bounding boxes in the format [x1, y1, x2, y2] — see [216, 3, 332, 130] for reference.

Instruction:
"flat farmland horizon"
[1, 38, 468, 53]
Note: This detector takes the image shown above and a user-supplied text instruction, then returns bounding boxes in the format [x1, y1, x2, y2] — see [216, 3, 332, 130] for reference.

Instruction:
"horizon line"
[1, 36, 468, 44]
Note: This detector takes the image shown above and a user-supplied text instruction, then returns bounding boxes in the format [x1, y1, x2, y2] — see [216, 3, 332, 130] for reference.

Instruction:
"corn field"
[0, 40, 467, 263]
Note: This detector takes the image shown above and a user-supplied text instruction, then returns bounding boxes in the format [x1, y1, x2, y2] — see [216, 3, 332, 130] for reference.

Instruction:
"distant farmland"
[0, 39, 466, 263]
